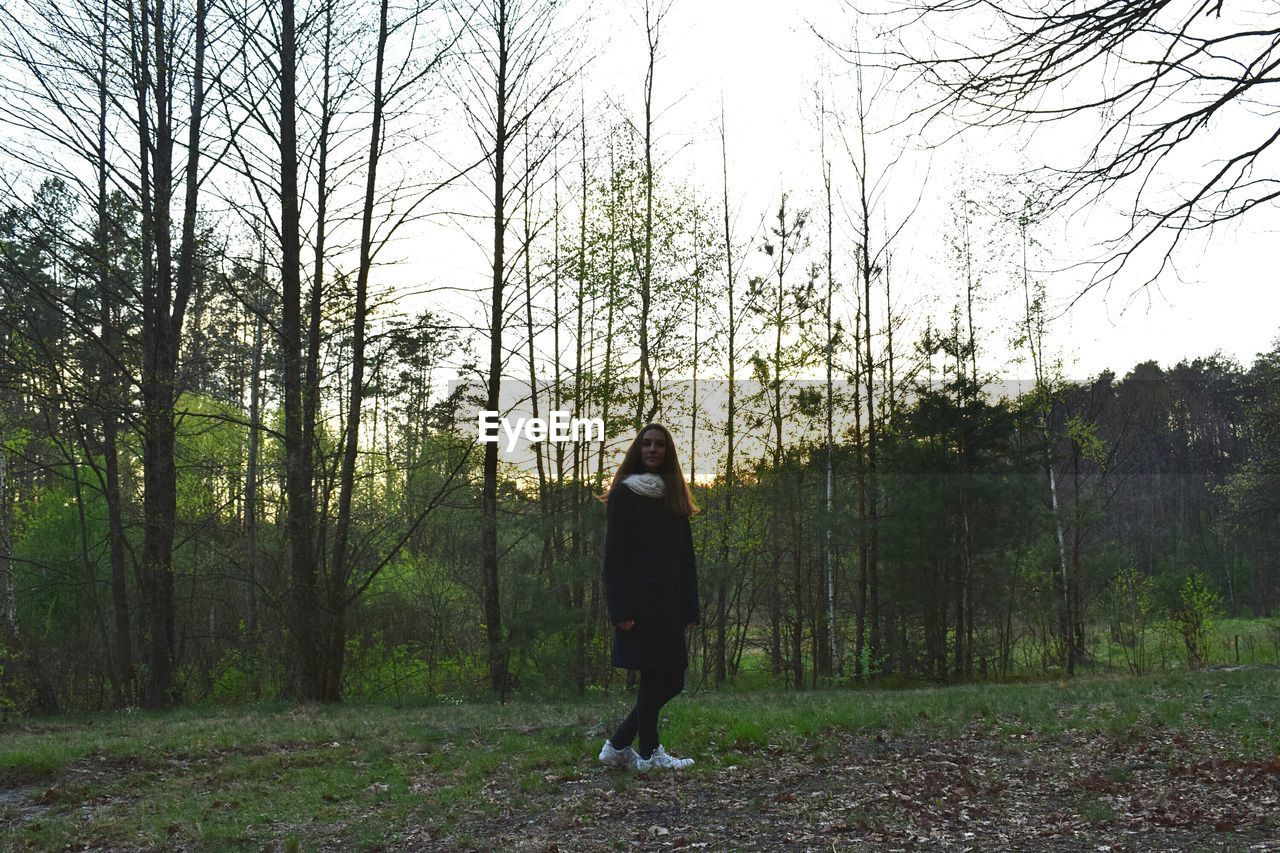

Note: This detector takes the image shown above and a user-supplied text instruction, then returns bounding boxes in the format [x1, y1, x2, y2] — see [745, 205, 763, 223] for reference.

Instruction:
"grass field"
[687, 618, 1280, 693]
[3, 668, 1279, 850]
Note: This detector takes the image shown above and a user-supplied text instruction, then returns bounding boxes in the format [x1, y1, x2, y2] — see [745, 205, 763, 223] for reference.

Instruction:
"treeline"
[3, 165, 1276, 711]
[0, 0, 1278, 715]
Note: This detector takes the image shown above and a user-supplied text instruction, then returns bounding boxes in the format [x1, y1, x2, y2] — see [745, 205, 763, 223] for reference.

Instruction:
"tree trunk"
[0, 449, 16, 644]
[594, 138, 618, 491]
[822, 107, 838, 678]
[325, 0, 389, 703]
[300, 0, 335, 674]
[716, 104, 735, 687]
[243, 250, 264, 639]
[791, 478, 804, 690]
[138, 0, 205, 708]
[280, 0, 319, 701]
[574, 109, 589, 695]
[637, 0, 661, 428]
[862, 240, 880, 675]
[1049, 456, 1072, 674]
[482, 0, 512, 700]
[854, 103, 881, 674]
[98, 0, 133, 702]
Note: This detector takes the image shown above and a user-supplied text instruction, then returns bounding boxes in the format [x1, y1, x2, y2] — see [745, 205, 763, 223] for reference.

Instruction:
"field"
[3, 668, 1280, 851]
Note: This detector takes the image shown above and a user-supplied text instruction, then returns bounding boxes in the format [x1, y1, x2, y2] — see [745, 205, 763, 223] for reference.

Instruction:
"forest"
[1, 0, 1278, 717]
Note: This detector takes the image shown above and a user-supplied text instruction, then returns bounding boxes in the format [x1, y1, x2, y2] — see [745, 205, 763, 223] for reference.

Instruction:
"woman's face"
[640, 428, 668, 473]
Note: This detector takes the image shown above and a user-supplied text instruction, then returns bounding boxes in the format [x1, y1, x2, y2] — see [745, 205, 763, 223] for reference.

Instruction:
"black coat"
[603, 482, 700, 671]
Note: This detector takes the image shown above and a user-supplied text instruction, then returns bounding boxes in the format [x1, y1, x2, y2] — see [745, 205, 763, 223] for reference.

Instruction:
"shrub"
[0, 641, 34, 726]
[1168, 574, 1222, 670]
[1104, 567, 1158, 674]
[210, 647, 261, 705]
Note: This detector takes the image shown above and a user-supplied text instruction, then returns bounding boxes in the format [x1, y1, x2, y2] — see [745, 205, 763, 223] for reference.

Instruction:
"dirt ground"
[403, 726, 1280, 852]
[4, 730, 1279, 851]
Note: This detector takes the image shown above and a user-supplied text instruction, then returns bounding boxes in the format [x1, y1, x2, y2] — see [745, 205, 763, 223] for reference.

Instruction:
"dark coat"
[603, 482, 700, 671]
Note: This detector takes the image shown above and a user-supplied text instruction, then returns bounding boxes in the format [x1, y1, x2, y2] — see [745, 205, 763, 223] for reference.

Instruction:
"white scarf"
[622, 472, 665, 498]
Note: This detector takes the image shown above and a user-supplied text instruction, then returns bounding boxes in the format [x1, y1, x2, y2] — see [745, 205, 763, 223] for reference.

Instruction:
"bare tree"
[573, 102, 590, 694]
[212, 0, 457, 701]
[826, 28, 920, 679]
[0, 0, 218, 707]
[878, 0, 1280, 290]
[452, 0, 579, 699]
[818, 81, 841, 679]
[212, 0, 371, 700]
[0, 0, 144, 703]
[709, 100, 764, 686]
[635, 0, 673, 428]
[276, 0, 315, 700]
[1010, 191, 1075, 674]
[747, 191, 817, 686]
[715, 103, 738, 686]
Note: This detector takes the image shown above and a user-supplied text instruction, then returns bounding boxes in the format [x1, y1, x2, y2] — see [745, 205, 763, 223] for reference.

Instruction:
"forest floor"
[2, 668, 1279, 851]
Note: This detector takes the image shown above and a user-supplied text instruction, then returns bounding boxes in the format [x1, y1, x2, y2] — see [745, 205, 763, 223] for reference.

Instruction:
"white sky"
[365, 0, 1280, 478]
[651, 0, 1275, 373]
[402, 0, 1279, 399]
[0, 0, 1270, 385]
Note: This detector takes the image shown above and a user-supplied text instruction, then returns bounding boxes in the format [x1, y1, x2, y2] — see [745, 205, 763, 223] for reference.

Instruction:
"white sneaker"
[599, 739, 639, 769]
[635, 745, 694, 771]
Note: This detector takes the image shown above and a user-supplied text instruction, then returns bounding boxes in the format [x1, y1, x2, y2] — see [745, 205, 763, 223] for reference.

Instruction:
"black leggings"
[610, 668, 685, 758]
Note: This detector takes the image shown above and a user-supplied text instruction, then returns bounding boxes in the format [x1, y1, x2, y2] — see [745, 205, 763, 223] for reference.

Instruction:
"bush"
[1168, 574, 1222, 670]
[343, 633, 429, 703]
[1104, 567, 1158, 674]
[210, 647, 261, 705]
[0, 641, 34, 726]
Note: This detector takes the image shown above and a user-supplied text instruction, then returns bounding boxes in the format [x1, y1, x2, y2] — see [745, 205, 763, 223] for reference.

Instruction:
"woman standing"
[597, 423, 700, 771]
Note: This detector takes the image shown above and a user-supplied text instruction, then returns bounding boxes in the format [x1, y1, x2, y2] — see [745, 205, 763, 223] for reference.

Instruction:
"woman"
[596, 422, 700, 772]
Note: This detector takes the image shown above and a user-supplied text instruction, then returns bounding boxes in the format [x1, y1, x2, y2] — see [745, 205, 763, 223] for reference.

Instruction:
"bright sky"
[418, 0, 1274, 384]
[392, 0, 1279, 474]
[581, 0, 1279, 382]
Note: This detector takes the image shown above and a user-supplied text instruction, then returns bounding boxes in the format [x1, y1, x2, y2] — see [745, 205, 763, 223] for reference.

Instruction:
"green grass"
[1099, 764, 1132, 783]
[1, 669, 1278, 849]
[714, 619, 1280, 695]
[1086, 617, 1280, 672]
[1078, 798, 1116, 825]
[1210, 618, 1280, 662]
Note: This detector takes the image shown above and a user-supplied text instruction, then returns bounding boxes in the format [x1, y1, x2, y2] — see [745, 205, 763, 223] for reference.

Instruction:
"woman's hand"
[617, 619, 635, 631]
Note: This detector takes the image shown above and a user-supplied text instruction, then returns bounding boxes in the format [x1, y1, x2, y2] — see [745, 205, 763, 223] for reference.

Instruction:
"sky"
[13, 0, 1272, 457]
[3, 0, 1273, 387]
[593, 0, 1278, 380]
[388, 0, 1279, 475]
[411, 0, 1277, 389]
[85, 0, 1256, 404]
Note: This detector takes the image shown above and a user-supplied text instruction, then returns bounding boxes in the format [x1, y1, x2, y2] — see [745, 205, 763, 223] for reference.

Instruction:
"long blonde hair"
[598, 423, 698, 516]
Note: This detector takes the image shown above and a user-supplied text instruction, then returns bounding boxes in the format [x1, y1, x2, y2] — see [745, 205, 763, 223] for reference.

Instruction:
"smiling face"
[640, 427, 668, 473]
